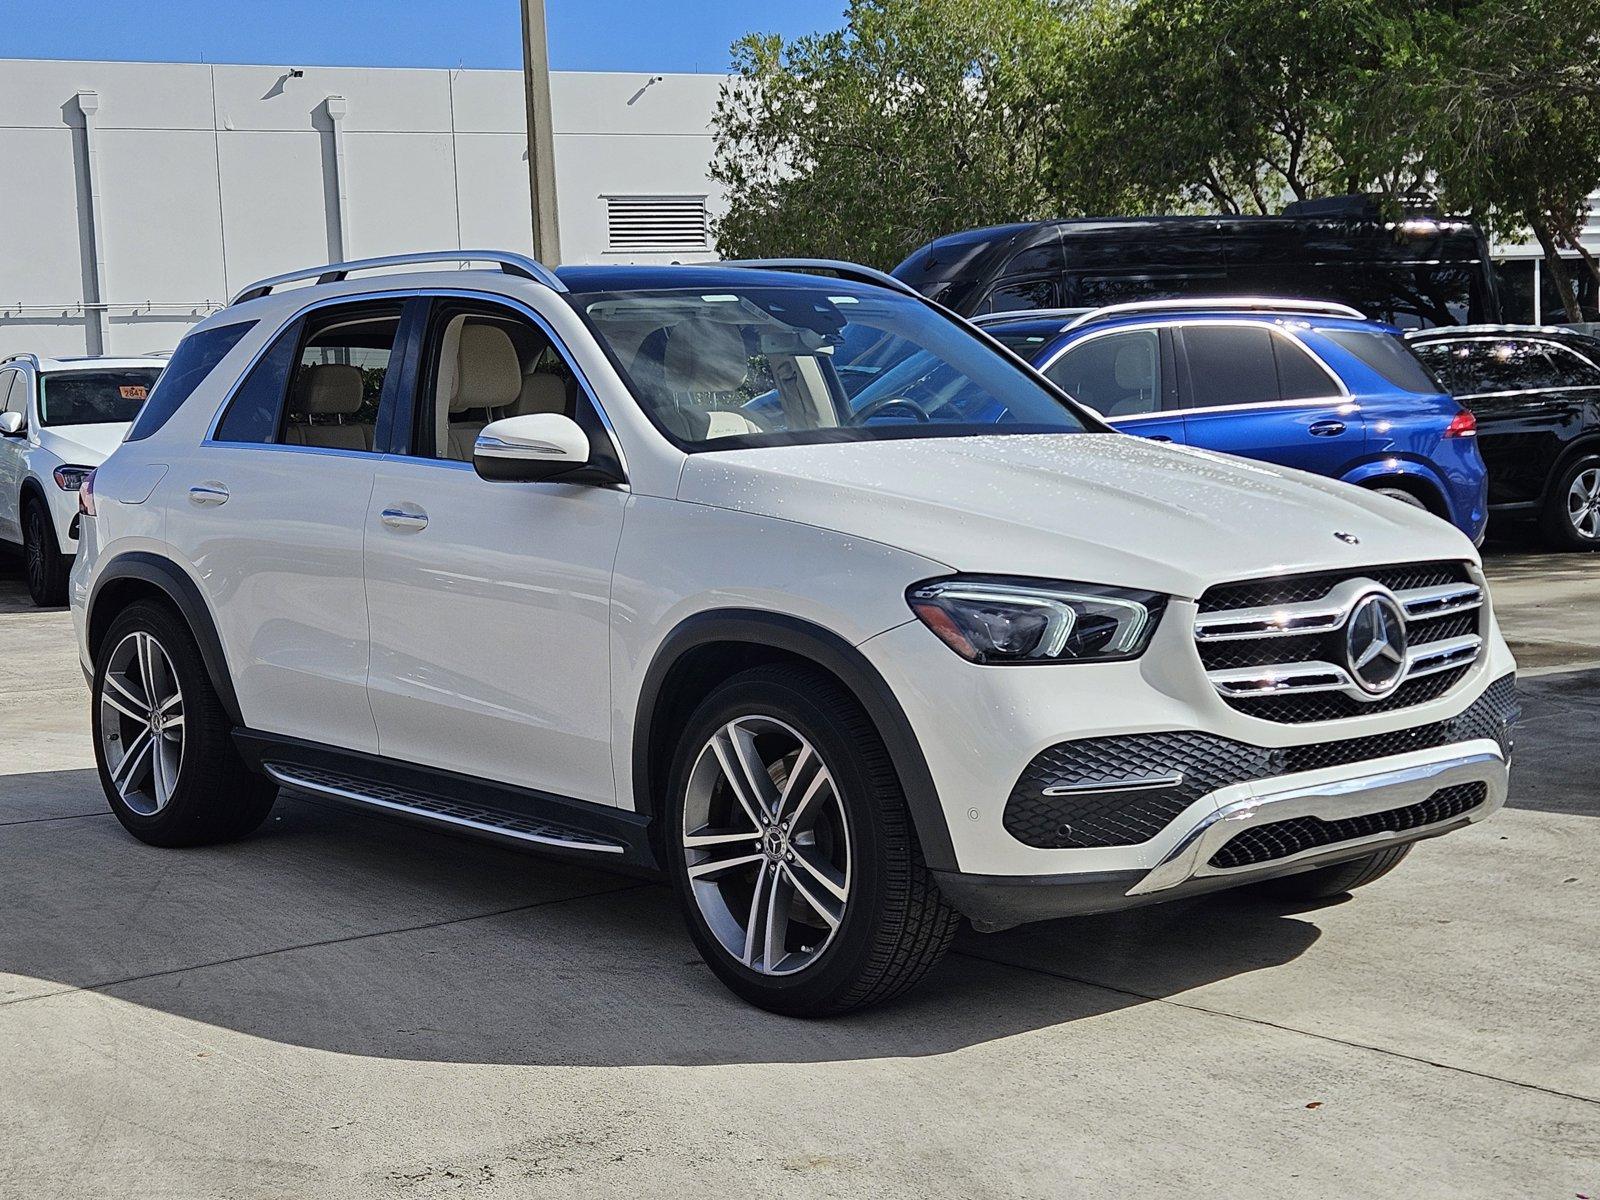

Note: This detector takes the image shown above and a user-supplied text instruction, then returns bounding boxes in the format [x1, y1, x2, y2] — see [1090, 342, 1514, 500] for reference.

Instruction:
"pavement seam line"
[0, 880, 653, 1009]
[953, 948, 1600, 1108]
[0, 810, 113, 827]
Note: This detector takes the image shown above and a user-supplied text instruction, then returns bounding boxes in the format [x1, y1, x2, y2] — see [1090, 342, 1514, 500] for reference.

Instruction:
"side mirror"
[0, 412, 24, 436]
[473, 413, 592, 483]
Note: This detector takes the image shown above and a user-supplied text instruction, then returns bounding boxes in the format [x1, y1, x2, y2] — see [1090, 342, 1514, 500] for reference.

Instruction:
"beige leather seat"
[283, 363, 371, 450]
[1106, 342, 1157, 417]
[647, 318, 763, 440]
[511, 370, 570, 418]
[435, 318, 523, 460]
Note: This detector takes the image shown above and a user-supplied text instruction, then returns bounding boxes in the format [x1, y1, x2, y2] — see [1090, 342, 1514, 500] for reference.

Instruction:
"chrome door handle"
[1308, 420, 1346, 437]
[380, 506, 428, 531]
[188, 483, 229, 506]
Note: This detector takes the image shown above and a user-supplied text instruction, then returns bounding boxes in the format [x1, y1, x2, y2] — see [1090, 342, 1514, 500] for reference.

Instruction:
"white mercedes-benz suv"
[70, 253, 1517, 1015]
[1, 353, 166, 605]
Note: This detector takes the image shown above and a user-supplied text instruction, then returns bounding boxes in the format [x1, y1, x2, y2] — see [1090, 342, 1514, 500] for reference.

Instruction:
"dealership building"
[1, 55, 1597, 359]
[0, 58, 726, 357]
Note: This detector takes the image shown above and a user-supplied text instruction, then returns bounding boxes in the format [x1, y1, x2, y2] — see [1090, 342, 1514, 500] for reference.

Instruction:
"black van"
[892, 198, 1502, 329]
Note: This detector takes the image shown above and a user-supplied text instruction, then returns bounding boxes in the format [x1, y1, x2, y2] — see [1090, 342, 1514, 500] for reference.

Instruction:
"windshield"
[569, 284, 1092, 449]
[40, 368, 163, 426]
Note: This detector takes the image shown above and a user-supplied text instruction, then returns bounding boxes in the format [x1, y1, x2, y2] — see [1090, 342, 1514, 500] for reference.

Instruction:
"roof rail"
[230, 250, 565, 306]
[1065, 297, 1365, 330]
[969, 307, 1093, 327]
[720, 258, 923, 299]
[0, 352, 40, 369]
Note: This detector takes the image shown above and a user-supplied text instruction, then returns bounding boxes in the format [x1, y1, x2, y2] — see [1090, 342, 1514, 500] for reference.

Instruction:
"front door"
[1175, 323, 1364, 475]
[0, 369, 29, 541]
[362, 296, 626, 806]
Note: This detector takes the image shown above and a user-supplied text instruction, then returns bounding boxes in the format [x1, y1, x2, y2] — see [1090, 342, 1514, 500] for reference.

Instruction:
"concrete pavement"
[1, 551, 1596, 1198]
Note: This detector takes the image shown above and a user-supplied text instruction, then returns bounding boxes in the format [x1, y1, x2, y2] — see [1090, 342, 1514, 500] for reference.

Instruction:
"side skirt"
[233, 730, 659, 872]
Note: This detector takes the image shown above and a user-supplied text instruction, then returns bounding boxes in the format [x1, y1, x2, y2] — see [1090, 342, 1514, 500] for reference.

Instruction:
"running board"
[263, 762, 629, 856]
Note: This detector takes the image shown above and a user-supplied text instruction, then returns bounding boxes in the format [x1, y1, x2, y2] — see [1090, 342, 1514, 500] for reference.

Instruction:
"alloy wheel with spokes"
[98, 630, 186, 816]
[681, 715, 851, 976]
[1566, 466, 1600, 541]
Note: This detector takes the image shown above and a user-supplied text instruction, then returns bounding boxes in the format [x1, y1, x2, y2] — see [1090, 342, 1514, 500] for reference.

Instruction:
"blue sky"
[3, 0, 847, 74]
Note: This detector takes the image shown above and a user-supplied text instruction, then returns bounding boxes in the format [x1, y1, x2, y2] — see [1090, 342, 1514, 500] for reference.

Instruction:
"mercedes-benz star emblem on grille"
[1334, 531, 1360, 545]
[1345, 593, 1409, 694]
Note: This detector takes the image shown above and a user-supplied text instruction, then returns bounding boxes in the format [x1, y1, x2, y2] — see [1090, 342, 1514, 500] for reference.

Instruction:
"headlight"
[907, 577, 1168, 664]
[53, 465, 94, 492]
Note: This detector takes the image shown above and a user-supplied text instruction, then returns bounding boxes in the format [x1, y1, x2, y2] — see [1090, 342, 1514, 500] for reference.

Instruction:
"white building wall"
[0, 58, 728, 357]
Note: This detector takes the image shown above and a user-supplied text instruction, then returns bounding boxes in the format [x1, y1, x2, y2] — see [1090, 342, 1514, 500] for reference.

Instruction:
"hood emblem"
[1334, 531, 1360, 545]
[1345, 593, 1409, 695]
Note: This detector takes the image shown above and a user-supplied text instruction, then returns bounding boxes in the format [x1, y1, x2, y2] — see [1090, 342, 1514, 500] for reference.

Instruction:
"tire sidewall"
[1546, 454, 1600, 550]
[664, 672, 898, 1010]
[23, 500, 62, 605]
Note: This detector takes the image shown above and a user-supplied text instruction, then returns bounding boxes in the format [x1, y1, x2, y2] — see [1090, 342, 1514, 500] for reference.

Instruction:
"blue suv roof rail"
[230, 250, 566, 306]
[1064, 297, 1365, 330]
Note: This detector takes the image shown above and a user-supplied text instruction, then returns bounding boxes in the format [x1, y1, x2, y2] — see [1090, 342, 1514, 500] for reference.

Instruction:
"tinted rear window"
[1320, 329, 1439, 393]
[40, 368, 163, 426]
[125, 321, 255, 442]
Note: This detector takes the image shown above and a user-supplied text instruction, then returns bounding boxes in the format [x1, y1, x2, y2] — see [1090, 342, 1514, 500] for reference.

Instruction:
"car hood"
[676, 433, 1478, 599]
[36, 423, 128, 465]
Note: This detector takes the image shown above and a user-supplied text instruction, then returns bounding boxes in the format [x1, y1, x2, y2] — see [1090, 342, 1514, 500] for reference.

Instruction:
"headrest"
[662, 319, 750, 394]
[292, 363, 364, 416]
[513, 372, 569, 417]
[444, 320, 523, 413]
[1113, 342, 1151, 390]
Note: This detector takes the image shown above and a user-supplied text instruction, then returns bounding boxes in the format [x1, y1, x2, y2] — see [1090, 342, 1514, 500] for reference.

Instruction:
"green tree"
[709, 0, 1085, 268]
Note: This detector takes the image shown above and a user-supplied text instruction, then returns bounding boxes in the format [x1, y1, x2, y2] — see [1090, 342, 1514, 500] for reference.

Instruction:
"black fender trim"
[87, 551, 244, 727]
[633, 609, 957, 871]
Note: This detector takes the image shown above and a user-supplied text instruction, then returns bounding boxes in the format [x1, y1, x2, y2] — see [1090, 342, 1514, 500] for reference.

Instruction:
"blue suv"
[977, 299, 1488, 541]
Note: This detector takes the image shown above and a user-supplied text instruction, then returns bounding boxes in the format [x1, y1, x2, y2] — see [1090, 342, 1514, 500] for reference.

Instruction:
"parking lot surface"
[1, 548, 1596, 1198]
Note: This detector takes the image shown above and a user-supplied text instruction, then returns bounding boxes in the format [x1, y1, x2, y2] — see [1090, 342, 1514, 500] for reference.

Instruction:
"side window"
[417, 303, 579, 462]
[214, 322, 302, 443]
[1543, 345, 1600, 389]
[1045, 330, 1161, 418]
[1409, 340, 1476, 395]
[282, 307, 401, 452]
[979, 277, 1056, 316]
[1180, 325, 1281, 408]
[126, 320, 255, 442]
[1271, 333, 1337, 400]
[1440, 339, 1548, 394]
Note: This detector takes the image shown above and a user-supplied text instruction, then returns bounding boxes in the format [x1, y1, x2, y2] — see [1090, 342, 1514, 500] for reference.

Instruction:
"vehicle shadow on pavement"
[2, 770, 1324, 1066]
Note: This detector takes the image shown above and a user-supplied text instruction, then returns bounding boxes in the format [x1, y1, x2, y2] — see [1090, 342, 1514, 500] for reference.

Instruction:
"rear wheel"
[1540, 454, 1600, 550]
[665, 664, 959, 1016]
[1248, 844, 1412, 902]
[1370, 485, 1430, 513]
[22, 500, 68, 607]
[92, 600, 276, 847]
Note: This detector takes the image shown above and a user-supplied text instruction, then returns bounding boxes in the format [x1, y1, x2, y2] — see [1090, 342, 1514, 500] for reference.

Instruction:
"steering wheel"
[850, 395, 932, 425]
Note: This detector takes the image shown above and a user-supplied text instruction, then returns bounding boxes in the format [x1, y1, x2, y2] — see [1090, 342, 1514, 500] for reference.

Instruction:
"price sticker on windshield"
[119, 385, 148, 400]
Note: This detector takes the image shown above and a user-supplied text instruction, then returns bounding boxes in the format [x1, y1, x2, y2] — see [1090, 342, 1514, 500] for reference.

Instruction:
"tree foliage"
[711, 0, 1600, 308]
[709, 0, 1084, 267]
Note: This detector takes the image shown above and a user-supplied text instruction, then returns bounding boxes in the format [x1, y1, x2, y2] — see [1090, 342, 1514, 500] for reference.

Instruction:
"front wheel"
[1541, 454, 1600, 550]
[23, 500, 69, 607]
[665, 664, 959, 1016]
[92, 600, 277, 847]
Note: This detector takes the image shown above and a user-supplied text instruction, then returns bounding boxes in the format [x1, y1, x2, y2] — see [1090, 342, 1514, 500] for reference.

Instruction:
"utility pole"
[520, 0, 562, 265]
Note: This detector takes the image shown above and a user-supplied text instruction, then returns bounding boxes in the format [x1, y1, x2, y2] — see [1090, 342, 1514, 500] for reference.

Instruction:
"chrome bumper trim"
[1127, 747, 1507, 896]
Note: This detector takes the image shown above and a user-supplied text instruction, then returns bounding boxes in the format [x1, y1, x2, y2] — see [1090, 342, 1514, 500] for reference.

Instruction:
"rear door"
[1040, 327, 1186, 443]
[1175, 322, 1362, 474]
[166, 297, 411, 752]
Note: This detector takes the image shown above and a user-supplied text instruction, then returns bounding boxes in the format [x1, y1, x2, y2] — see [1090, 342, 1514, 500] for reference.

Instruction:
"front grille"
[1003, 675, 1516, 849]
[1194, 560, 1483, 724]
[1207, 782, 1489, 869]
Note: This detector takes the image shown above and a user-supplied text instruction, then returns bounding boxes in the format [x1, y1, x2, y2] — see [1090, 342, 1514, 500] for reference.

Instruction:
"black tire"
[1370, 485, 1430, 513]
[664, 664, 960, 1016]
[22, 499, 69, 607]
[1539, 453, 1600, 551]
[91, 600, 277, 847]
[1248, 844, 1412, 902]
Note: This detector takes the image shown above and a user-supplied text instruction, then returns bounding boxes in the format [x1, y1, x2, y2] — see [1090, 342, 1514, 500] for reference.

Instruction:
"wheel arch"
[1540, 435, 1600, 507]
[1342, 460, 1450, 517]
[87, 551, 243, 727]
[633, 609, 957, 872]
